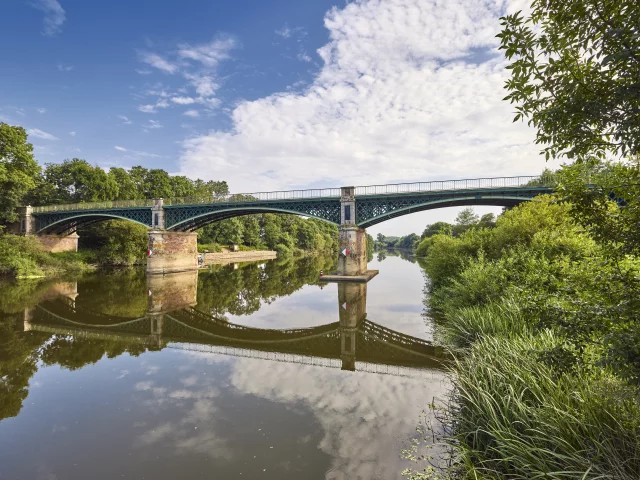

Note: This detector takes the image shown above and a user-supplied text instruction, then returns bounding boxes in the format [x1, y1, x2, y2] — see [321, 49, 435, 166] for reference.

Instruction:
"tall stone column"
[337, 186, 368, 276]
[338, 282, 367, 371]
[151, 198, 165, 229]
[17, 206, 35, 235]
[147, 231, 198, 274]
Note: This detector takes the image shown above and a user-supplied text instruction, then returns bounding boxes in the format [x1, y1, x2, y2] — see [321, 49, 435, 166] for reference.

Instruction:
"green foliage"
[557, 158, 640, 257]
[80, 220, 148, 266]
[497, 0, 640, 160]
[421, 222, 452, 239]
[0, 123, 41, 224]
[198, 214, 337, 254]
[0, 233, 91, 278]
[451, 207, 479, 236]
[450, 331, 640, 479]
[33, 158, 119, 205]
[420, 191, 640, 478]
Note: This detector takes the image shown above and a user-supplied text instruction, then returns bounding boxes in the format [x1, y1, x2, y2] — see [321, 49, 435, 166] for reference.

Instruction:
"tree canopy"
[0, 123, 41, 224]
[498, 0, 640, 160]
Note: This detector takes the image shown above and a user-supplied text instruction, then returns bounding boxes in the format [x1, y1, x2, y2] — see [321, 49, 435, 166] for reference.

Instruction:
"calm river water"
[0, 252, 447, 480]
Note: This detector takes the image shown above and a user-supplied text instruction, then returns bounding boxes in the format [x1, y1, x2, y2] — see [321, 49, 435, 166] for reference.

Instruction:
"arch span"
[36, 212, 152, 235]
[357, 195, 534, 228]
[166, 206, 340, 232]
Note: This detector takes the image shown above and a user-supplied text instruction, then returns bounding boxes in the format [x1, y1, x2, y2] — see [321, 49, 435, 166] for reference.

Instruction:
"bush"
[0, 234, 92, 278]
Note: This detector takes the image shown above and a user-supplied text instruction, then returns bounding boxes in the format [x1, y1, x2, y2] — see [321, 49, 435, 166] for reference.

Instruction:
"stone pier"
[36, 233, 79, 253]
[147, 230, 198, 274]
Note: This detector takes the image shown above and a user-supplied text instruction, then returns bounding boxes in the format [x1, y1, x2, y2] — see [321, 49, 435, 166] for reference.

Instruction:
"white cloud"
[69, 131, 76, 136]
[171, 96, 196, 105]
[138, 104, 157, 113]
[275, 24, 306, 40]
[117, 115, 132, 125]
[139, 52, 178, 74]
[275, 25, 293, 39]
[114, 145, 161, 158]
[27, 128, 58, 140]
[177, 36, 236, 67]
[179, 0, 548, 193]
[297, 52, 312, 63]
[144, 119, 163, 130]
[135, 69, 153, 75]
[57, 64, 74, 72]
[37, 107, 46, 114]
[132, 37, 235, 113]
[30, 0, 66, 36]
[183, 73, 219, 98]
[183, 110, 200, 118]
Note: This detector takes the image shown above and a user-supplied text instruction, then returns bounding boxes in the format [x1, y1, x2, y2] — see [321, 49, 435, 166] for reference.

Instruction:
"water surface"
[0, 253, 446, 480]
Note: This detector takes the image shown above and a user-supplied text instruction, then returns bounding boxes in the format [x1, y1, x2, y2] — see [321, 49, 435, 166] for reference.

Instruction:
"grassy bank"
[0, 234, 95, 278]
[407, 195, 640, 479]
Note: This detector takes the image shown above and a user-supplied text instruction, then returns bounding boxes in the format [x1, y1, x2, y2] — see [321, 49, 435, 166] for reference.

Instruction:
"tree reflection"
[0, 254, 338, 422]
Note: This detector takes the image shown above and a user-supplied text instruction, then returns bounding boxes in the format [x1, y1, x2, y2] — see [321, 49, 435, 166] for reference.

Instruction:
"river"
[0, 252, 447, 480]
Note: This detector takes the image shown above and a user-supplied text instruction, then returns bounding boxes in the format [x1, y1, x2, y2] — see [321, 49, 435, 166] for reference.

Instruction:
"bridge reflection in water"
[24, 271, 443, 376]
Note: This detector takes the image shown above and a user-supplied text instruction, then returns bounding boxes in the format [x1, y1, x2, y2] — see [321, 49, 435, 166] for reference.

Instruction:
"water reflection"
[0, 254, 446, 480]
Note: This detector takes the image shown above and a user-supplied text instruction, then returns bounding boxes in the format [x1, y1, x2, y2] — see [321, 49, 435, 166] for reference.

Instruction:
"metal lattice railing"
[354, 174, 557, 196]
[163, 187, 343, 206]
[29, 174, 557, 213]
[32, 198, 154, 213]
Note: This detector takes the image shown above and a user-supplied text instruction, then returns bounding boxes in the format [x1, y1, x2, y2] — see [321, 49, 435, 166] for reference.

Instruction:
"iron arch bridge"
[27, 175, 554, 234]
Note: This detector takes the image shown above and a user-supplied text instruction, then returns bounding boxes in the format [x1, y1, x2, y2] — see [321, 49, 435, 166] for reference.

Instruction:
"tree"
[478, 213, 496, 229]
[242, 216, 261, 247]
[376, 233, 385, 242]
[421, 221, 452, 239]
[108, 167, 140, 200]
[143, 169, 173, 199]
[38, 158, 118, 204]
[170, 176, 196, 198]
[498, 0, 640, 160]
[453, 208, 480, 237]
[0, 123, 41, 225]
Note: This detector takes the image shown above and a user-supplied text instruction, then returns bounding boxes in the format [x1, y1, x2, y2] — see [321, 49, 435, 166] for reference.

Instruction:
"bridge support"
[338, 282, 367, 371]
[36, 233, 79, 253]
[147, 230, 198, 274]
[337, 225, 368, 276]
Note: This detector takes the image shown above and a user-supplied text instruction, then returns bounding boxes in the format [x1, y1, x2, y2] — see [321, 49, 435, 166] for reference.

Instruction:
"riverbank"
[409, 196, 640, 479]
[0, 234, 95, 279]
[201, 249, 277, 265]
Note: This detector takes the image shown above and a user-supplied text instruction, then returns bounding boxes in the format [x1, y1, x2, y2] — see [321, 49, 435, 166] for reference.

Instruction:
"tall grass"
[449, 331, 640, 479]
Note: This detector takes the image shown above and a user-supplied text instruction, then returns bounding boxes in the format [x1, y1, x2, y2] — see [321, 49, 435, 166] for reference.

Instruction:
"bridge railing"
[163, 187, 342, 206]
[354, 174, 557, 196]
[32, 198, 154, 213]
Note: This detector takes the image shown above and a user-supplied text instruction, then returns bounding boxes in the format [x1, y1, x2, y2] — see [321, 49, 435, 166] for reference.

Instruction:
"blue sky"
[1, 0, 554, 235]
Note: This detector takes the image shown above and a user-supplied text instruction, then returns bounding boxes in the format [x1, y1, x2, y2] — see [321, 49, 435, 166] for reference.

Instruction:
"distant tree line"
[373, 208, 497, 255]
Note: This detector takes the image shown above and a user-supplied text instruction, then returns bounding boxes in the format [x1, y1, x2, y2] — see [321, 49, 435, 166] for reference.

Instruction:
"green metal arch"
[359, 195, 534, 228]
[36, 213, 151, 234]
[168, 206, 340, 231]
